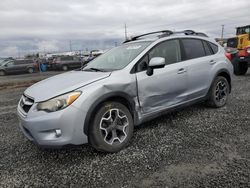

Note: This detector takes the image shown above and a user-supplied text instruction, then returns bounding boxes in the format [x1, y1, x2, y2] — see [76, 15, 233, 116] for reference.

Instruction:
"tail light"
[225, 52, 232, 61]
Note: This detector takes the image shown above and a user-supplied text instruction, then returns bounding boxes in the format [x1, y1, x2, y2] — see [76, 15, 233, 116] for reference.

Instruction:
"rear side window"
[209, 42, 219, 54]
[149, 39, 181, 65]
[181, 39, 206, 60]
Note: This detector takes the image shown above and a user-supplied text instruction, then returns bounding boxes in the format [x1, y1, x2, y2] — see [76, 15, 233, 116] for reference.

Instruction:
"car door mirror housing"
[146, 57, 166, 76]
[149, 57, 166, 68]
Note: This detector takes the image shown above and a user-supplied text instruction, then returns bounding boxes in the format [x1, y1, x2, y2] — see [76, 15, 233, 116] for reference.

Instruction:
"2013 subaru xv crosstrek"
[17, 30, 234, 152]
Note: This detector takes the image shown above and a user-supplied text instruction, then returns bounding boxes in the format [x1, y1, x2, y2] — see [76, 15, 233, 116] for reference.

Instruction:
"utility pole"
[18, 48, 21, 59]
[124, 23, 128, 40]
[69, 40, 72, 52]
[221, 24, 225, 40]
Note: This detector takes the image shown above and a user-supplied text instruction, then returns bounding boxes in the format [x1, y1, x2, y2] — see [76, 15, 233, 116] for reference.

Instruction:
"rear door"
[136, 39, 188, 114]
[180, 38, 215, 99]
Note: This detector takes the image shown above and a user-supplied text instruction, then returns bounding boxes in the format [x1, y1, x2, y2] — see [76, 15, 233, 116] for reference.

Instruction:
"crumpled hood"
[25, 71, 111, 102]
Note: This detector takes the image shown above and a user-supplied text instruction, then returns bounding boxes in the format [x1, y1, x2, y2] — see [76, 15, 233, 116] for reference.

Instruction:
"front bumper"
[17, 102, 88, 148]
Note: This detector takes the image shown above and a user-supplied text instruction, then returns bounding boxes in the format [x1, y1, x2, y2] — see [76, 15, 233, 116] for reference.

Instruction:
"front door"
[136, 39, 188, 114]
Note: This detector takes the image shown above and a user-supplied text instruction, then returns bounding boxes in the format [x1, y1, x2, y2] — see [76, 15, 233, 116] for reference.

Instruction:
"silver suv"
[17, 30, 234, 152]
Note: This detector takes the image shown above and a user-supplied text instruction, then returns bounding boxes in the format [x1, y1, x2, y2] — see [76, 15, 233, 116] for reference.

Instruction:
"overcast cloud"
[0, 0, 249, 57]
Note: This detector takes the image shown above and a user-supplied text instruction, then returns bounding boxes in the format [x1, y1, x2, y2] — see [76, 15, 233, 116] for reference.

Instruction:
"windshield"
[83, 41, 151, 71]
[236, 26, 250, 35]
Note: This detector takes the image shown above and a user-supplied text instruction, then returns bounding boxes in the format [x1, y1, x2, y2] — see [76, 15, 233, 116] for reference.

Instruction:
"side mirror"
[147, 57, 166, 76]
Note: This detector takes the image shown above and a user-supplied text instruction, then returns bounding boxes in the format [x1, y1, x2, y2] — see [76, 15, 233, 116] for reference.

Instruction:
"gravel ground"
[0, 71, 250, 187]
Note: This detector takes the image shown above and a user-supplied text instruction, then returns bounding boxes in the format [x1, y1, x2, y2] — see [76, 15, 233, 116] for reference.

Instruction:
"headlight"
[37, 91, 81, 112]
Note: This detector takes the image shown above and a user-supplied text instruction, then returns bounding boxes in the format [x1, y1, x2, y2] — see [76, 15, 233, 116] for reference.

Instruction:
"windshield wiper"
[83, 68, 105, 72]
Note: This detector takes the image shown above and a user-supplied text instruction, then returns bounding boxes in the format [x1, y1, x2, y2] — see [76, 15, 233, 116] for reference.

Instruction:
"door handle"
[209, 60, 217, 65]
[177, 68, 187, 74]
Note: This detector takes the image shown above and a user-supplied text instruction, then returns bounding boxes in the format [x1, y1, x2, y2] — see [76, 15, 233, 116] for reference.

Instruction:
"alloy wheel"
[99, 108, 129, 145]
[215, 80, 228, 105]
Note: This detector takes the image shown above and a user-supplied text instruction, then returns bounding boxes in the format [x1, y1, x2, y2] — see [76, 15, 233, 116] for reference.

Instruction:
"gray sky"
[0, 0, 249, 57]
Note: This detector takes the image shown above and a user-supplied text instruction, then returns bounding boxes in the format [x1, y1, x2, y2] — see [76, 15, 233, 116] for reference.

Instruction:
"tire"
[233, 61, 248, 75]
[206, 76, 230, 108]
[28, 68, 34, 74]
[0, 70, 6, 76]
[62, 65, 68, 71]
[89, 102, 134, 153]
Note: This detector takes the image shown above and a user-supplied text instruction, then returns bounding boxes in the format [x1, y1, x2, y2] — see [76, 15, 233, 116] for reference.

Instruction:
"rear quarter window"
[209, 42, 219, 54]
[202, 41, 213, 56]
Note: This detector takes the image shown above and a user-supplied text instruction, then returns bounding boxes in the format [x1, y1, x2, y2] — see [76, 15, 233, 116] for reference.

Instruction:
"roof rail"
[123, 30, 208, 43]
[124, 30, 173, 43]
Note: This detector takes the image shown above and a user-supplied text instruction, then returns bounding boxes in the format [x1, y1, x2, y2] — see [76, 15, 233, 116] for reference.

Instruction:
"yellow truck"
[227, 25, 250, 75]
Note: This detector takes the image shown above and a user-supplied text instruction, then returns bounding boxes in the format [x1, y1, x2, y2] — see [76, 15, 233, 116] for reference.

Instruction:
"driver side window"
[135, 39, 181, 73]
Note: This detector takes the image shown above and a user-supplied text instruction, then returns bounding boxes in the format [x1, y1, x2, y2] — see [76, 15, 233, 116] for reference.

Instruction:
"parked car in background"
[0, 59, 38, 76]
[52, 56, 83, 71]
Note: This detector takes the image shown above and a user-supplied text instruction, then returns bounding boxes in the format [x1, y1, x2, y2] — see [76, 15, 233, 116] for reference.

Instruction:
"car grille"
[18, 95, 34, 116]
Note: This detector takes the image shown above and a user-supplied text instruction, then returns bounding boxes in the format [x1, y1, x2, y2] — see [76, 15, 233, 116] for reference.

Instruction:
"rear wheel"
[233, 61, 248, 75]
[62, 65, 68, 71]
[0, 70, 6, 76]
[89, 102, 134, 153]
[28, 67, 34, 74]
[206, 76, 229, 108]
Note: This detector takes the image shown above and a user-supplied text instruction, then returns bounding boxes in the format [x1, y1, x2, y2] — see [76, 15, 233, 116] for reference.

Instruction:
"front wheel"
[206, 76, 230, 108]
[89, 102, 134, 153]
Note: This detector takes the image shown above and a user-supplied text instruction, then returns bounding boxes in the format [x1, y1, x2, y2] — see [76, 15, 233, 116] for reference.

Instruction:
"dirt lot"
[0, 72, 61, 89]
[0, 71, 249, 187]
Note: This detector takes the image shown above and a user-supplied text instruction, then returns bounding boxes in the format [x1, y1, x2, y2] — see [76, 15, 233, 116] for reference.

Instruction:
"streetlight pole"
[125, 23, 128, 40]
[221, 24, 225, 40]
